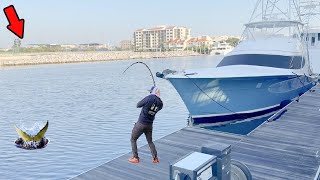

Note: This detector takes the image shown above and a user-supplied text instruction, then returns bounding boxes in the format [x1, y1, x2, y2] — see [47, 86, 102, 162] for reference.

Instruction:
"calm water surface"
[0, 56, 223, 180]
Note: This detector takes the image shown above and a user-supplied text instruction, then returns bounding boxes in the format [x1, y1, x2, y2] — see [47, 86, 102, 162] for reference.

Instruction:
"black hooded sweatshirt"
[137, 94, 163, 125]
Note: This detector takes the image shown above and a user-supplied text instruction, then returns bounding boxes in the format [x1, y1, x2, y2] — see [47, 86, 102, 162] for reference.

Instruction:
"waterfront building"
[133, 25, 191, 51]
[163, 39, 189, 51]
[212, 35, 241, 42]
[164, 36, 213, 51]
[0, 48, 9, 52]
[119, 40, 132, 50]
[60, 44, 78, 49]
[79, 43, 108, 50]
[25, 44, 59, 48]
[163, 35, 235, 55]
[186, 36, 213, 49]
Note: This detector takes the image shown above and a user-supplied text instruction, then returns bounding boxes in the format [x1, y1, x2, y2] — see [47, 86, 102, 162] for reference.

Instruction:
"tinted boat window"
[217, 54, 305, 69]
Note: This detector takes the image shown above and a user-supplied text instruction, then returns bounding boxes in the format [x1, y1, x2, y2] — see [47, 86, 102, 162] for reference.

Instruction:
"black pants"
[131, 122, 157, 159]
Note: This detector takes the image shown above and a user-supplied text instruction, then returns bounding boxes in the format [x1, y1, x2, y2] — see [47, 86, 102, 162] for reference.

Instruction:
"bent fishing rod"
[123, 61, 156, 87]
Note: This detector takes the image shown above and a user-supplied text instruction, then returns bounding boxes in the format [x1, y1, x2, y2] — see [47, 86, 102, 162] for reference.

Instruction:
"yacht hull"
[167, 75, 315, 124]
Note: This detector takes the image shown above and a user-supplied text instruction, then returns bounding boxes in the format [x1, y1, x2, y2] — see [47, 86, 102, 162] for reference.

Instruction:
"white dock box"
[170, 152, 217, 180]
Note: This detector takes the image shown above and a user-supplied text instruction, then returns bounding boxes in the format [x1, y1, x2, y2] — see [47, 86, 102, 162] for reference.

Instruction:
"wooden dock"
[73, 85, 320, 180]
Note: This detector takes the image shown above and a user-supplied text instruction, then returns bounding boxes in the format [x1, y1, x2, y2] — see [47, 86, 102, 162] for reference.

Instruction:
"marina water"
[0, 56, 227, 180]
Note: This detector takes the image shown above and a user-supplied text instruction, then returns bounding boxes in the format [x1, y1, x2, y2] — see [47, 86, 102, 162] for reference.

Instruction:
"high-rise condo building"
[133, 25, 191, 51]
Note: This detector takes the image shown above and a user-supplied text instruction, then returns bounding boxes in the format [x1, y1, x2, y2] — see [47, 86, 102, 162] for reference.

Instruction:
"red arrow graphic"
[4, 5, 25, 39]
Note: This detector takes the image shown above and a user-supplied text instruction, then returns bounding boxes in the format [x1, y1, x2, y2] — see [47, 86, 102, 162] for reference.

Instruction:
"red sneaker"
[128, 157, 139, 163]
[153, 157, 159, 163]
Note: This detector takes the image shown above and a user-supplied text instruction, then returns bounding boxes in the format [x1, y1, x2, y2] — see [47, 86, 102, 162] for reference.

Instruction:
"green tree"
[226, 37, 240, 47]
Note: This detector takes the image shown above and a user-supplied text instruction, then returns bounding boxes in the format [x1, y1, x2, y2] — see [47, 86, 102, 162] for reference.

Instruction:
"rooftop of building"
[135, 25, 189, 32]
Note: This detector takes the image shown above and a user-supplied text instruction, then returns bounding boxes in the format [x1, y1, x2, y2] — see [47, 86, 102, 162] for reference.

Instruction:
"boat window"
[217, 54, 305, 69]
[312, 37, 316, 46]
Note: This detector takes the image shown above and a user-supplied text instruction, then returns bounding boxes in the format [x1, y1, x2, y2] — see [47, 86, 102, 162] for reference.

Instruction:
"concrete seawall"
[0, 51, 201, 66]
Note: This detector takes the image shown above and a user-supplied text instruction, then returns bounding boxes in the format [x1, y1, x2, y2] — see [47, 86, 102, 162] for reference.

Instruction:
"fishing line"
[184, 75, 249, 121]
[123, 61, 156, 87]
[291, 72, 313, 93]
[185, 71, 316, 123]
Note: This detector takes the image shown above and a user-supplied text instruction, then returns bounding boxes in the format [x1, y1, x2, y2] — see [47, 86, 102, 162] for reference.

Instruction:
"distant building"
[60, 44, 78, 49]
[164, 36, 214, 51]
[133, 25, 191, 51]
[25, 44, 45, 48]
[212, 36, 229, 42]
[25, 44, 61, 48]
[164, 39, 189, 51]
[0, 48, 9, 52]
[119, 40, 132, 50]
[187, 36, 213, 49]
[163, 35, 237, 55]
[79, 43, 108, 50]
[13, 39, 22, 53]
[24, 43, 108, 51]
[212, 35, 241, 43]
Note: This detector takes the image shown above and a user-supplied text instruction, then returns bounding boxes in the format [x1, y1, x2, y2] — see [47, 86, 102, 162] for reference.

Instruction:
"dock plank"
[73, 86, 320, 180]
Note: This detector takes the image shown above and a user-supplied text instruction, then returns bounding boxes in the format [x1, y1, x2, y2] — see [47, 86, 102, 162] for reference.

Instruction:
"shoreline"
[0, 51, 202, 66]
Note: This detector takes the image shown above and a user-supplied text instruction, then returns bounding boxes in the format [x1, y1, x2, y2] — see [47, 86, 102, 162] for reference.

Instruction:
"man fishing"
[129, 86, 163, 164]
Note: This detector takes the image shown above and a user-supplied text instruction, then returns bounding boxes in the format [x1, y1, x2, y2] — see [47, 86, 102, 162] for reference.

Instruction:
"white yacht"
[157, 0, 317, 125]
[304, 28, 320, 73]
[210, 42, 234, 56]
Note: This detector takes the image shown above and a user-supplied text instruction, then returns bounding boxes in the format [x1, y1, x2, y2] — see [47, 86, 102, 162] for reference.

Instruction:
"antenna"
[249, 0, 301, 23]
[299, 0, 320, 27]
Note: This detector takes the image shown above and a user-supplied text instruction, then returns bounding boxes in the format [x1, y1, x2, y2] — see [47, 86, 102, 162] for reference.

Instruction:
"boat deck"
[73, 85, 320, 180]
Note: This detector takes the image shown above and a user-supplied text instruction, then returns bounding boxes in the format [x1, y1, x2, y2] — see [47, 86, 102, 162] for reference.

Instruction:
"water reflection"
[0, 56, 222, 180]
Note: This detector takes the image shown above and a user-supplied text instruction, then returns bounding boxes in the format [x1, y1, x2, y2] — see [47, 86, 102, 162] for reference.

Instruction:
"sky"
[0, 0, 257, 48]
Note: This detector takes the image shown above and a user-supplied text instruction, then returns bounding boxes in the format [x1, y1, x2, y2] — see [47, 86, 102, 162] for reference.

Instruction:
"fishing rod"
[123, 61, 156, 87]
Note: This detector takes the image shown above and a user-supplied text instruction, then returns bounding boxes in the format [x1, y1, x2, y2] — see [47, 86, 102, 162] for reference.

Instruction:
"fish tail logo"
[15, 121, 49, 142]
